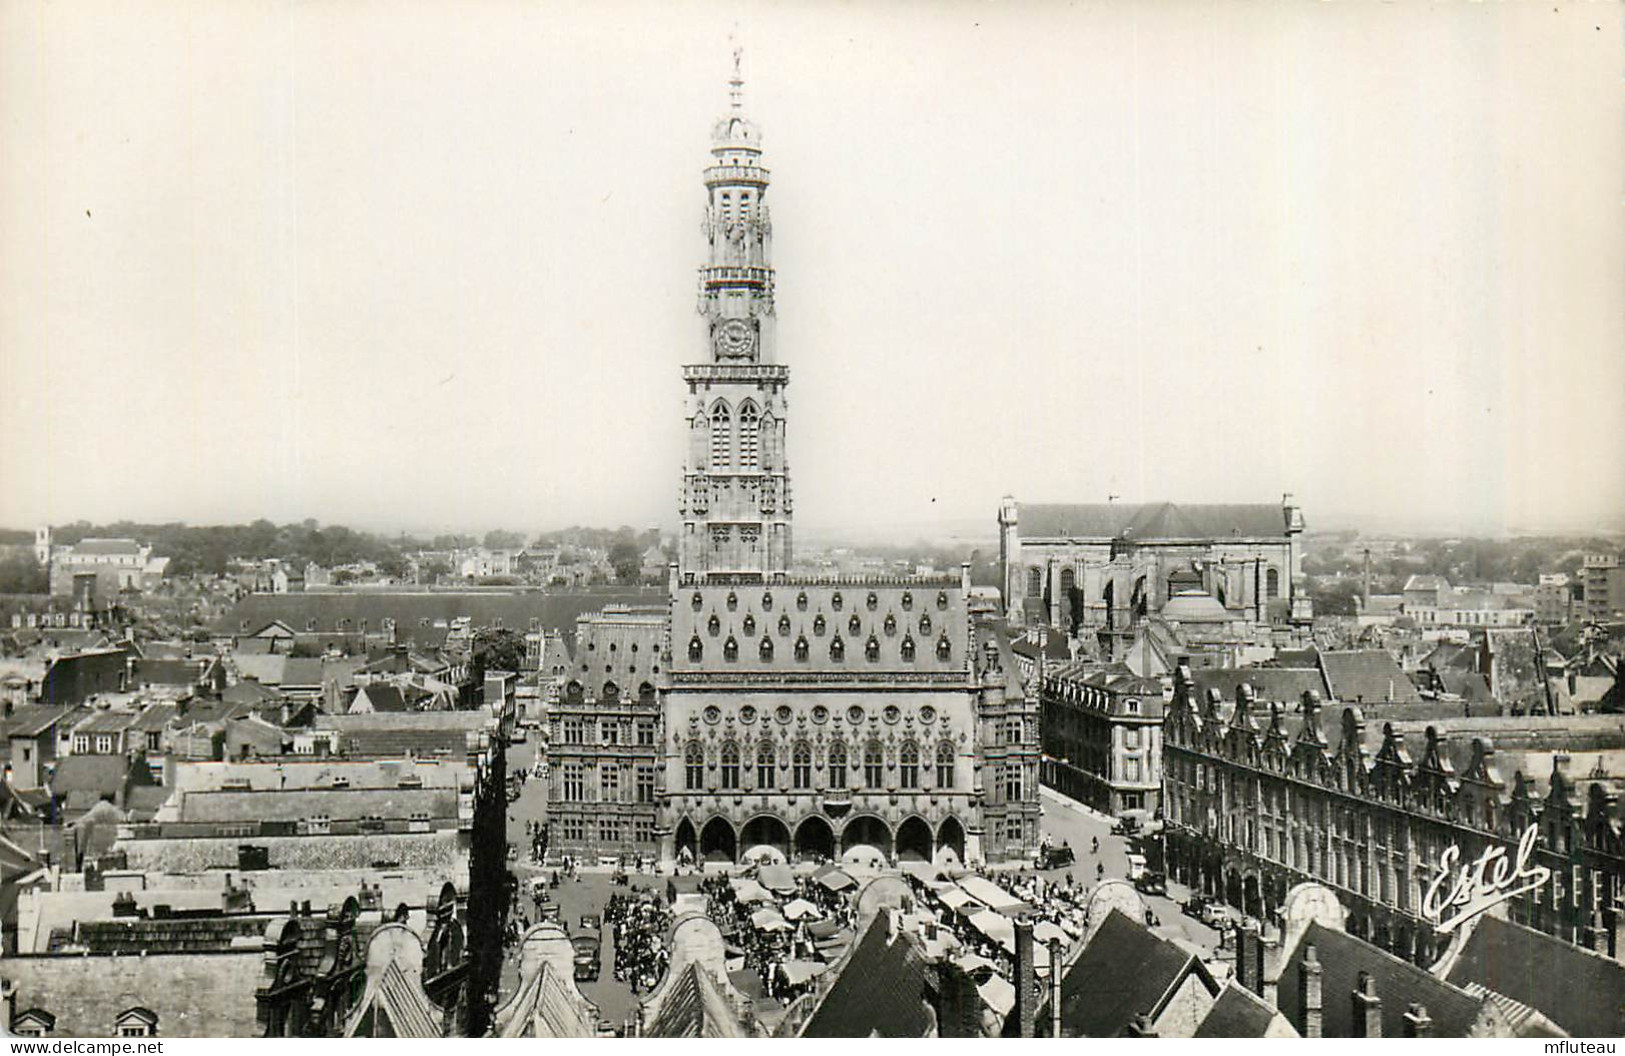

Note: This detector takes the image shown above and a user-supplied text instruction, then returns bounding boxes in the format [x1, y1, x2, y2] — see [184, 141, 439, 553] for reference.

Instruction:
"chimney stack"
[1298, 944, 1323, 1038]
[1402, 1003, 1432, 1038]
[1015, 917, 1037, 1039]
[1353, 970, 1382, 1038]
[1236, 921, 1264, 994]
[1362, 549, 1372, 610]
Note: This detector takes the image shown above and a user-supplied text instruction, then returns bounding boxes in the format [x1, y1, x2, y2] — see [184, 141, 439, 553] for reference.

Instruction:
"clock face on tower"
[714, 318, 757, 360]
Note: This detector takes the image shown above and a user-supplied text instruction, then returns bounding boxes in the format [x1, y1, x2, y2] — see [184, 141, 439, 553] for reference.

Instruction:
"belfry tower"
[678, 53, 792, 583]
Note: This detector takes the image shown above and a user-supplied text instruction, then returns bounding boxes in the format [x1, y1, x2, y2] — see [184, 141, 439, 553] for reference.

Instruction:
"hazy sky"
[3, 0, 1621, 539]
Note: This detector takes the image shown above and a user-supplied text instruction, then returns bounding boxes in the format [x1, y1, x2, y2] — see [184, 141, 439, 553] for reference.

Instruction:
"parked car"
[1126, 853, 1149, 881]
[1036, 844, 1075, 870]
[571, 935, 600, 981]
[1110, 815, 1142, 838]
[1181, 895, 1231, 929]
[1133, 870, 1168, 896]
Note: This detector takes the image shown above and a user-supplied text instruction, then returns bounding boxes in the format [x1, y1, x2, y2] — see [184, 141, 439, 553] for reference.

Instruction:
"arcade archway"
[700, 816, 737, 864]
[842, 815, 892, 865]
[937, 816, 966, 864]
[674, 818, 697, 864]
[741, 815, 792, 863]
[896, 816, 933, 862]
[794, 816, 835, 862]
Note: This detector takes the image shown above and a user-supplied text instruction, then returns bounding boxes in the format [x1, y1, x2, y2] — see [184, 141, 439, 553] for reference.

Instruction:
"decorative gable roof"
[1035, 908, 1218, 1037]
[1278, 921, 1486, 1037]
[1445, 913, 1625, 1038]
[344, 924, 450, 1038]
[492, 923, 600, 1037]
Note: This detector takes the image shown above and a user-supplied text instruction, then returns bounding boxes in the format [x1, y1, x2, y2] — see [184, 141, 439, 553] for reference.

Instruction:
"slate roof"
[1277, 921, 1485, 1037]
[280, 657, 328, 688]
[48, 754, 132, 800]
[1445, 913, 1625, 1038]
[313, 712, 489, 759]
[174, 786, 456, 824]
[1018, 502, 1290, 541]
[356, 684, 409, 713]
[3, 704, 82, 740]
[68, 538, 143, 556]
[1193, 981, 1285, 1038]
[1192, 667, 1327, 707]
[131, 659, 204, 687]
[1320, 650, 1423, 704]
[73, 710, 140, 734]
[1036, 908, 1214, 1037]
[1, 949, 265, 1036]
[800, 913, 936, 1038]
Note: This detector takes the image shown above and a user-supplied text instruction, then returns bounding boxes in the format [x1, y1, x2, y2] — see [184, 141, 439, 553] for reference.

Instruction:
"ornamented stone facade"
[1161, 664, 1625, 965]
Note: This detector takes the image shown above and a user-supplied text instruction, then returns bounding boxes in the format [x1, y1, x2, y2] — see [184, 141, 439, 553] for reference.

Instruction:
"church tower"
[678, 54, 792, 583]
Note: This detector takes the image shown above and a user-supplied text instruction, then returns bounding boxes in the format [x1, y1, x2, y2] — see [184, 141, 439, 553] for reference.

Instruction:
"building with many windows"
[1161, 663, 1625, 965]
[1038, 662, 1164, 816]
[545, 607, 666, 860]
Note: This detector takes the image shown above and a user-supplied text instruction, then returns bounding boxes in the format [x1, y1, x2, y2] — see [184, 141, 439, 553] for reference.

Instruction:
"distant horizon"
[16, 504, 1625, 547]
[3, 3, 1621, 539]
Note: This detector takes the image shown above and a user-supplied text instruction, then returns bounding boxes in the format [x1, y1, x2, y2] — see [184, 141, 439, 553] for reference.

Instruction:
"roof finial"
[728, 31, 745, 110]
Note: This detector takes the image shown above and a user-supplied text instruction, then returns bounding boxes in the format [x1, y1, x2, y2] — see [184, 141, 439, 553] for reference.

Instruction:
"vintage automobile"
[1133, 870, 1168, 896]
[1110, 815, 1142, 838]
[579, 913, 602, 932]
[571, 935, 601, 982]
[1035, 844, 1076, 870]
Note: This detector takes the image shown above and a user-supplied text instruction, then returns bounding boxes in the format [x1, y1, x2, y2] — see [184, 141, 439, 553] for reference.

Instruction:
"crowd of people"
[606, 889, 673, 995]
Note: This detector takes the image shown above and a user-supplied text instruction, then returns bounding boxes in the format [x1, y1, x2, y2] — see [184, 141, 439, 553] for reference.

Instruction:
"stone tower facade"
[677, 62, 792, 583]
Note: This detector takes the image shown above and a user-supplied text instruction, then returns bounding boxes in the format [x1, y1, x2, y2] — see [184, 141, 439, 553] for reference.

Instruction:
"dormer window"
[116, 1007, 159, 1038]
[848, 614, 861, 636]
[797, 591, 808, 611]
[726, 591, 738, 611]
[723, 636, 739, 662]
[901, 635, 917, 662]
[778, 614, 791, 636]
[919, 614, 933, 635]
[708, 614, 721, 637]
[884, 613, 897, 636]
[936, 635, 952, 661]
[688, 636, 704, 662]
[901, 592, 914, 611]
[691, 592, 703, 611]
[795, 636, 810, 662]
[759, 636, 774, 661]
[742, 614, 756, 637]
[831, 592, 844, 612]
[829, 635, 845, 662]
[761, 592, 774, 611]
[866, 592, 879, 611]
[813, 614, 826, 636]
[937, 590, 949, 609]
[865, 636, 880, 661]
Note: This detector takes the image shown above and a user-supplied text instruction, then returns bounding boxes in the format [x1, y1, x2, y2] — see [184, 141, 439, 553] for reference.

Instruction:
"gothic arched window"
[863, 741, 884, 788]
[737, 401, 760, 468]
[686, 742, 705, 790]
[792, 743, 812, 789]
[1026, 567, 1043, 598]
[1267, 567, 1281, 599]
[709, 401, 732, 468]
[688, 636, 703, 662]
[900, 741, 920, 789]
[828, 740, 848, 782]
[760, 412, 776, 469]
[757, 741, 775, 788]
[720, 743, 740, 789]
[936, 742, 955, 788]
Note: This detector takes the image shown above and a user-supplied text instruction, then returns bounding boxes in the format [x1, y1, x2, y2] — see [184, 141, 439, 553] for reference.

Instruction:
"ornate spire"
[729, 45, 745, 110]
